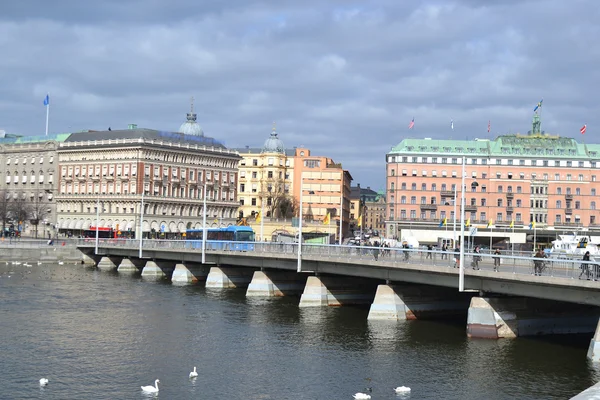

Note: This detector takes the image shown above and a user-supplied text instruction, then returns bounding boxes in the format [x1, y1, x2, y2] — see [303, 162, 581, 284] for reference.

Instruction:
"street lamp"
[297, 175, 314, 273]
[202, 180, 219, 264]
[138, 187, 145, 258]
[95, 196, 101, 255]
[459, 156, 466, 292]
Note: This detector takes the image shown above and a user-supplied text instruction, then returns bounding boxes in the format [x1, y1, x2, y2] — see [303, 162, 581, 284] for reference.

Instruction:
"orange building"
[385, 114, 600, 245]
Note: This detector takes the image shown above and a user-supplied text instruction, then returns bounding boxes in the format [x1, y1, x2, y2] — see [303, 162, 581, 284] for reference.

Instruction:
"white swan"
[141, 379, 159, 393]
[58, 261, 64, 265]
[39, 378, 49, 386]
[394, 386, 411, 393]
[189, 366, 198, 378]
[353, 393, 371, 400]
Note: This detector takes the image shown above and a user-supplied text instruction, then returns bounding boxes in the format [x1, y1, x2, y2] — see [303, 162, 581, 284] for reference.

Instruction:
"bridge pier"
[299, 275, 377, 307]
[587, 319, 600, 362]
[367, 284, 473, 320]
[97, 256, 122, 271]
[117, 258, 143, 274]
[81, 253, 97, 266]
[141, 260, 174, 280]
[172, 263, 210, 285]
[467, 296, 600, 339]
[206, 266, 254, 289]
[246, 270, 306, 297]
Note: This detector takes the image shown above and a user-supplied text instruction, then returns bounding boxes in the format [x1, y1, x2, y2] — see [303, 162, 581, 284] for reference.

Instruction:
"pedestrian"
[426, 244, 433, 259]
[579, 251, 591, 280]
[453, 245, 460, 268]
[533, 248, 545, 276]
[441, 243, 447, 260]
[493, 248, 501, 272]
[472, 246, 481, 270]
[373, 241, 380, 261]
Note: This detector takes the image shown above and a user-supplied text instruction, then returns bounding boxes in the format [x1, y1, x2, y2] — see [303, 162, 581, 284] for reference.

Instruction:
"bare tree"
[259, 177, 296, 219]
[9, 195, 31, 236]
[0, 190, 10, 234]
[29, 190, 51, 238]
[276, 195, 296, 219]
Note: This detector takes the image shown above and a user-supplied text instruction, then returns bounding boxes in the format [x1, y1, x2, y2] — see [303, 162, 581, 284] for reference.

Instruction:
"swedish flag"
[439, 218, 447, 227]
[529, 221, 536, 229]
[509, 220, 514, 228]
[487, 219, 493, 228]
[465, 218, 471, 228]
[533, 99, 543, 112]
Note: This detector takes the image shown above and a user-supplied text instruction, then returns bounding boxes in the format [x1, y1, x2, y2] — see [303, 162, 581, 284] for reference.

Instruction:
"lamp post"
[453, 187, 457, 245]
[339, 174, 343, 246]
[297, 176, 304, 273]
[202, 180, 219, 264]
[459, 156, 466, 292]
[138, 187, 145, 258]
[94, 196, 100, 255]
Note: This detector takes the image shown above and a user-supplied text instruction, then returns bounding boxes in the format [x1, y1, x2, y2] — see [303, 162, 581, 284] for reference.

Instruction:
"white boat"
[549, 233, 600, 258]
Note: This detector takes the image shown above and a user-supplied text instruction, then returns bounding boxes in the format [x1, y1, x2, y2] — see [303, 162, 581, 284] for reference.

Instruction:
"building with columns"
[234, 125, 353, 241]
[56, 122, 240, 238]
[385, 112, 600, 245]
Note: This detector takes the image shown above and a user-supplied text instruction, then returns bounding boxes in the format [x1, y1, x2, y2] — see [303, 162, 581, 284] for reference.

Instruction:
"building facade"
[0, 133, 64, 237]
[56, 125, 240, 238]
[235, 125, 353, 241]
[386, 114, 600, 241]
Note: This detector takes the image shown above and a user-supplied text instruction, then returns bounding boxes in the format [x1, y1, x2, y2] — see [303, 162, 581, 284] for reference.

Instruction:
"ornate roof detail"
[178, 96, 204, 137]
[261, 121, 285, 154]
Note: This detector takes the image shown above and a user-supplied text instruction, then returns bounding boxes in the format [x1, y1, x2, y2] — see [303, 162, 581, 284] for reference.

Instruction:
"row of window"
[388, 210, 591, 224]
[391, 196, 596, 209]
[239, 183, 290, 193]
[240, 170, 288, 180]
[390, 169, 597, 182]
[389, 182, 596, 195]
[5, 156, 54, 165]
[389, 156, 597, 167]
[240, 158, 289, 167]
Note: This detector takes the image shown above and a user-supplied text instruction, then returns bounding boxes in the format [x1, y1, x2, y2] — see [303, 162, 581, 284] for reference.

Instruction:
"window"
[557, 187, 562, 195]
[304, 160, 320, 168]
[421, 196, 426, 204]
[471, 198, 476, 206]
[516, 213, 522, 222]
[401, 196, 406, 204]
[421, 183, 426, 191]
[555, 174, 560, 180]
[411, 196, 416, 205]
[240, 184, 245, 192]
[592, 201, 596, 210]
[579, 174, 584, 181]
[498, 185, 503, 193]
[431, 183, 437, 191]
[593, 189, 597, 196]
[481, 198, 486, 206]
[555, 215, 562, 223]
[497, 199, 503, 207]
[567, 174, 572, 181]
[496, 213, 503, 222]
[575, 201, 581, 209]
[401, 183, 407, 190]
[507, 186, 513, 193]
[411, 183, 417, 190]
[517, 186, 522, 194]
[252, 172, 257, 178]
[252, 159, 258, 166]
[251, 198, 257, 206]
[516, 200, 522, 207]
[556, 200, 562, 209]
[579, 161, 584, 168]
[576, 188, 581, 195]
[496, 172, 501, 178]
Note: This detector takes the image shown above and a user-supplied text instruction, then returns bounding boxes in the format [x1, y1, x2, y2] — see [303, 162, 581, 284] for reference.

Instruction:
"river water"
[0, 261, 598, 400]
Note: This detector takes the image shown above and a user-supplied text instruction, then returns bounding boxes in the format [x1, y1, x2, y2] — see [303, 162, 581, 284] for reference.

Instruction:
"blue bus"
[185, 226, 255, 251]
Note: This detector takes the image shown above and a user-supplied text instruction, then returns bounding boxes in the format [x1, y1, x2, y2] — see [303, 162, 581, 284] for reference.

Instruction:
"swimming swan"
[394, 386, 411, 393]
[141, 379, 159, 393]
[353, 393, 371, 399]
[39, 378, 49, 386]
[189, 367, 198, 378]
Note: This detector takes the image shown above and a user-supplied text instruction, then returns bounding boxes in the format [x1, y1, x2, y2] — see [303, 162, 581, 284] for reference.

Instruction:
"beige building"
[235, 125, 353, 241]
[0, 132, 62, 237]
[56, 121, 240, 238]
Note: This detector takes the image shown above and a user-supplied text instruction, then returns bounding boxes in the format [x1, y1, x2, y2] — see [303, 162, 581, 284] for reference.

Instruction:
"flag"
[510, 220, 514, 228]
[357, 215, 362, 227]
[439, 218, 447, 227]
[529, 221, 535, 229]
[323, 212, 330, 225]
[255, 212, 261, 223]
[487, 219, 493, 228]
[213, 218, 218, 224]
[450, 119, 454, 130]
[487, 120, 491, 133]
[465, 218, 470, 227]
[581, 124, 587, 135]
[408, 118, 414, 129]
[43, 94, 49, 106]
[533, 99, 543, 112]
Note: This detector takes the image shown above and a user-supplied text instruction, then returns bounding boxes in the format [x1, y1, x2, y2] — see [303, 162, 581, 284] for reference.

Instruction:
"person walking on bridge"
[493, 248, 501, 272]
[533, 248, 545, 276]
[580, 251, 591, 280]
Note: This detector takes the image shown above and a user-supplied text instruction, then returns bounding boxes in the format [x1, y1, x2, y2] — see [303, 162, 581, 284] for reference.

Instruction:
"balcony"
[506, 192, 514, 199]
[119, 174, 129, 181]
[565, 208, 573, 214]
[566, 194, 574, 200]
[464, 205, 478, 212]
[441, 191, 455, 197]
[419, 204, 438, 211]
[506, 207, 514, 213]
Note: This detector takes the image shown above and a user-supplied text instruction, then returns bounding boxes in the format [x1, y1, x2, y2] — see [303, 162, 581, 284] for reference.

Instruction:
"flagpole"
[339, 174, 343, 246]
[459, 156, 466, 292]
[453, 188, 457, 246]
[260, 199, 264, 242]
[489, 224, 493, 251]
[45, 93, 50, 136]
[534, 225, 537, 252]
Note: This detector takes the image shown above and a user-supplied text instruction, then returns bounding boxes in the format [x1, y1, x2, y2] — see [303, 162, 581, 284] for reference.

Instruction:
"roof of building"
[234, 146, 296, 156]
[64, 128, 226, 148]
[262, 123, 285, 154]
[178, 97, 204, 137]
[0, 133, 71, 144]
[350, 185, 379, 201]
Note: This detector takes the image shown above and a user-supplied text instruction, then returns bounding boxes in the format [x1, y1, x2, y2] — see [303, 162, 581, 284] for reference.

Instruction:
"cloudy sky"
[0, 0, 598, 189]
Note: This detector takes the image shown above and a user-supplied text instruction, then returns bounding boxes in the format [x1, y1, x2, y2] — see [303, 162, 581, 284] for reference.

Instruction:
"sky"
[0, 0, 598, 190]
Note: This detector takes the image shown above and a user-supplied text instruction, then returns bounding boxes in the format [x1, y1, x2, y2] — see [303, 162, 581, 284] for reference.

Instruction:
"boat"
[549, 233, 600, 258]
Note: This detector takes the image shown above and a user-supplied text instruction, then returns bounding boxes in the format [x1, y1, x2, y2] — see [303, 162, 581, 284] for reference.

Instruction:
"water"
[0, 262, 598, 400]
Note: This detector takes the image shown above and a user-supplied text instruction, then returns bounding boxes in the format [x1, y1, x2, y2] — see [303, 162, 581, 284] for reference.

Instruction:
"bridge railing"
[78, 239, 600, 282]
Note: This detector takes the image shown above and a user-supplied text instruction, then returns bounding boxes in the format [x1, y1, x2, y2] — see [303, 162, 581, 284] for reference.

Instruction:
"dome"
[178, 97, 204, 136]
[262, 123, 285, 153]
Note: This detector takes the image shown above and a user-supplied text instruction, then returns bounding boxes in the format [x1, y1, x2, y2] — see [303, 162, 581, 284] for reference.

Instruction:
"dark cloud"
[0, 0, 598, 189]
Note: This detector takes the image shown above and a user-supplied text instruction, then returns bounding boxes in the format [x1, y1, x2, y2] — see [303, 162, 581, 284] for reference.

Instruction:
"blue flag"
[43, 94, 49, 106]
[533, 98, 542, 112]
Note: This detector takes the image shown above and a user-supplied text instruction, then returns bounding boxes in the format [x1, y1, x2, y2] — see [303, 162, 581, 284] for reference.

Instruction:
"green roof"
[389, 134, 600, 159]
[0, 133, 72, 144]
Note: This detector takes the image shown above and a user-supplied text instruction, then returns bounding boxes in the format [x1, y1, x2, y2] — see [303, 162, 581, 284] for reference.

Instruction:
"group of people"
[580, 251, 599, 281]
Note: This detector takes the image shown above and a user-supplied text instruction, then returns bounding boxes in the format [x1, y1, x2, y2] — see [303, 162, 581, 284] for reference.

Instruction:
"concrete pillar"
[299, 275, 376, 307]
[246, 270, 306, 297]
[141, 261, 166, 280]
[81, 253, 97, 266]
[368, 284, 473, 320]
[587, 318, 600, 362]
[97, 256, 119, 271]
[172, 263, 210, 285]
[467, 296, 600, 339]
[205, 267, 254, 289]
[117, 258, 140, 274]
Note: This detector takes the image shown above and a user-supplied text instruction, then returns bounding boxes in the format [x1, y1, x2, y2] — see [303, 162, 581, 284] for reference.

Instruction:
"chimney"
[128, 124, 137, 130]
